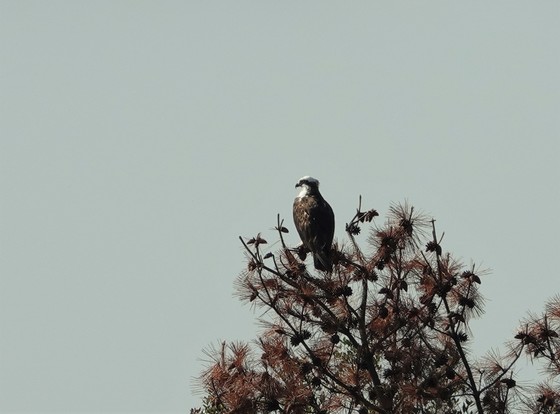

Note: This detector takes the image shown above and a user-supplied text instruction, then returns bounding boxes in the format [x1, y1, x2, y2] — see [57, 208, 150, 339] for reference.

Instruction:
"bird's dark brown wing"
[293, 195, 335, 266]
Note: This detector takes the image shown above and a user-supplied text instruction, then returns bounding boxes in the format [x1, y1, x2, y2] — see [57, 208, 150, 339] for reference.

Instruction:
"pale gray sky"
[1, 2, 559, 413]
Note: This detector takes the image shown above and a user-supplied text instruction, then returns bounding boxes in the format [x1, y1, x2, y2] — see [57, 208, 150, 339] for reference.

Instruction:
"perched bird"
[293, 176, 335, 271]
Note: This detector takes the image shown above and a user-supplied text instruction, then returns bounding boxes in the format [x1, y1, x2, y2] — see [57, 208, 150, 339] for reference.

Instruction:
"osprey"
[293, 176, 335, 272]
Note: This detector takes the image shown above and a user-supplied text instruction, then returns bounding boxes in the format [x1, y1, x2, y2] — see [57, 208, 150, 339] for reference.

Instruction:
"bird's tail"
[313, 250, 332, 272]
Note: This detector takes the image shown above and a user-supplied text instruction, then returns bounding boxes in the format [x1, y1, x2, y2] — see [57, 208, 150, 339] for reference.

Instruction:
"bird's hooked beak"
[295, 182, 301, 188]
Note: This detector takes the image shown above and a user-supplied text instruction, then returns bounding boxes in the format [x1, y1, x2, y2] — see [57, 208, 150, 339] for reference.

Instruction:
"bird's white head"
[295, 176, 320, 198]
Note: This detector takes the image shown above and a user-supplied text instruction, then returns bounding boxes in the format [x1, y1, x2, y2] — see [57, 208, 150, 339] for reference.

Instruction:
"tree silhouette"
[192, 200, 560, 413]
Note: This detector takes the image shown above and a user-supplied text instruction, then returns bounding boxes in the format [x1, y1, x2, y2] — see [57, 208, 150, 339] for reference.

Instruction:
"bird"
[293, 176, 335, 271]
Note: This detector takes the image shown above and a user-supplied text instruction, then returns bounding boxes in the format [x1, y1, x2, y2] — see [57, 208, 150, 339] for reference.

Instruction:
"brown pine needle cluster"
[194, 202, 560, 414]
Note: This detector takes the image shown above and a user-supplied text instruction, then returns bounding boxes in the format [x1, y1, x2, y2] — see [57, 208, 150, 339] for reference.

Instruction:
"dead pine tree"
[193, 199, 560, 414]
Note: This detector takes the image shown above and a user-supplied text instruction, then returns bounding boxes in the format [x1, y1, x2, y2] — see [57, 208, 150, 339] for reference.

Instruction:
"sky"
[1, 1, 559, 413]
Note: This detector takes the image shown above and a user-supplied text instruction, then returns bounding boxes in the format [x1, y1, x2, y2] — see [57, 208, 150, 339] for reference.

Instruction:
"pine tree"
[193, 200, 560, 413]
